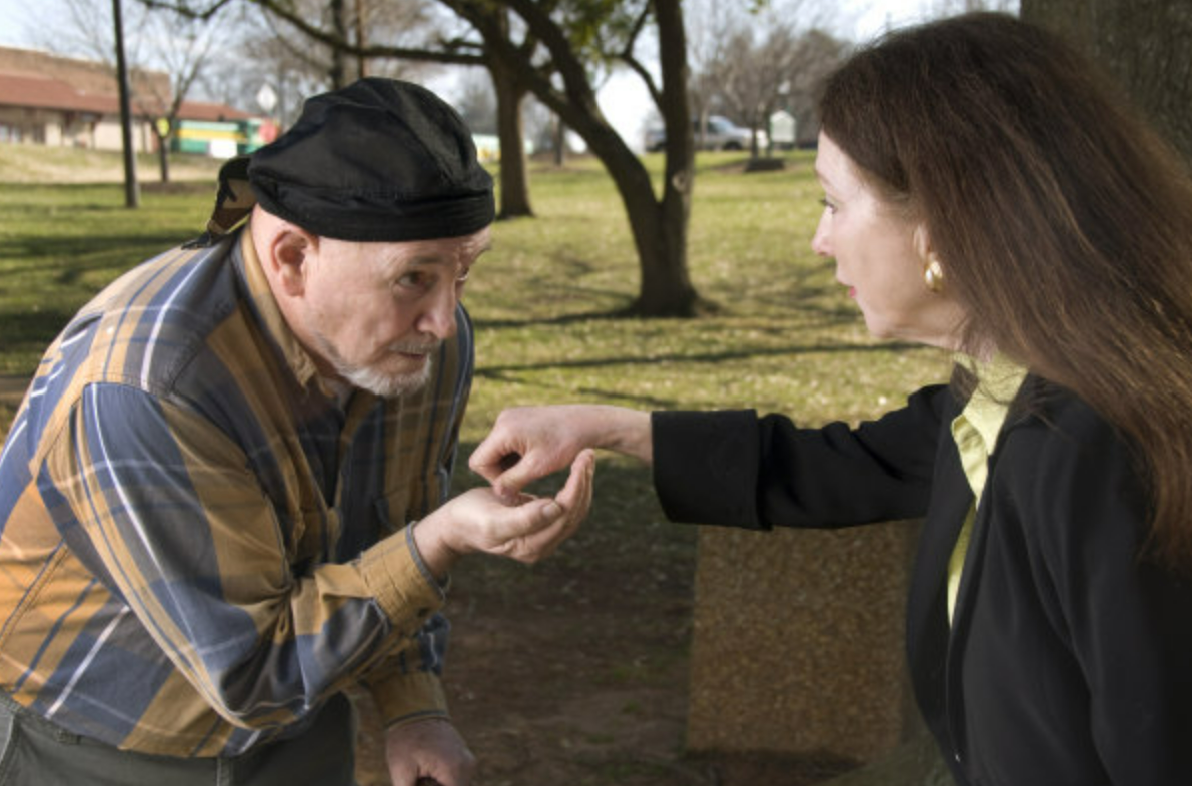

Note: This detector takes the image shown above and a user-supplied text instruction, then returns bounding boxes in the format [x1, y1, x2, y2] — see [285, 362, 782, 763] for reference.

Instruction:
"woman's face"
[811, 132, 966, 350]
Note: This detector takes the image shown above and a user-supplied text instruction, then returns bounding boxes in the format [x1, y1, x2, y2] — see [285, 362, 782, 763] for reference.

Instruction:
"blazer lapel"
[905, 428, 973, 724]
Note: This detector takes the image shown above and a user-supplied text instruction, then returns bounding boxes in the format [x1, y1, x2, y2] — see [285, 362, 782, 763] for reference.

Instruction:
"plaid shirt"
[0, 228, 472, 756]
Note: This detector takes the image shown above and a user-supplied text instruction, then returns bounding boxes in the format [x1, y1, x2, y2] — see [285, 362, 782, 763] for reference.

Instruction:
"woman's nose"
[810, 213, 832, 256]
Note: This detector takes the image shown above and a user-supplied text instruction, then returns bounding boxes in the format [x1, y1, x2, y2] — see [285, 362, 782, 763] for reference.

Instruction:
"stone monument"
[686, 520, 925, 763]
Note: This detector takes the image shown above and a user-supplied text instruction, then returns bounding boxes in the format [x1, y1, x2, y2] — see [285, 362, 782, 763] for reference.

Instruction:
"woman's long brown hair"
[819, 13, 1192, 570]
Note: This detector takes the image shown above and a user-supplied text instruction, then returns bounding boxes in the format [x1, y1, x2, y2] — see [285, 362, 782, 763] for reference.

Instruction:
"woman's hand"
[468, 405, 652, 500]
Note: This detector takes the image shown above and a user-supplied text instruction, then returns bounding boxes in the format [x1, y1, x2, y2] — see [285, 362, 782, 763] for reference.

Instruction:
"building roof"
[0, 47, 254, 122]
[0, 71, 115, 115]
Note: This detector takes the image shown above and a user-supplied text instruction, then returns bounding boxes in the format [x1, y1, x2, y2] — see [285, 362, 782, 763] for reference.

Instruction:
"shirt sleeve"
[355, 518, 454, 727]
[359, 613, 451, 728]
[651, 383, 951, 530]
[40, 381, 446, 730]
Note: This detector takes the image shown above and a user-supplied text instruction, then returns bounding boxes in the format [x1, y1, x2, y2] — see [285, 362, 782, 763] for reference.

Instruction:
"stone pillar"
[686, 521, 924, 762]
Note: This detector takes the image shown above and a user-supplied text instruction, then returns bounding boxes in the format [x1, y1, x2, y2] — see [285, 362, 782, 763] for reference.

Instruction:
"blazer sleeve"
[651, 383, 952, 530]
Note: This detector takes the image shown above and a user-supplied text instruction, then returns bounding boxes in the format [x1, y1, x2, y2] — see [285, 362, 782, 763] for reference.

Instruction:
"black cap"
[221, 77, 493, 243]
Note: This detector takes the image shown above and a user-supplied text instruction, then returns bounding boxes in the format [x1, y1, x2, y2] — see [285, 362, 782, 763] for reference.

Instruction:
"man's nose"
[417, 285, 458, 339]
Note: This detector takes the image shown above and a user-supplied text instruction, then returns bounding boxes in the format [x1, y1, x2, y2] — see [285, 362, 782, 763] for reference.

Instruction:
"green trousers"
[0, 691, 358, 785]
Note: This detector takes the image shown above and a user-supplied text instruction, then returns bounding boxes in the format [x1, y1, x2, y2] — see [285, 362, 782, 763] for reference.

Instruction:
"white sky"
[0, 0, 936, 49]
[0, 0, 941, 148]
[600, 0, 940, 150]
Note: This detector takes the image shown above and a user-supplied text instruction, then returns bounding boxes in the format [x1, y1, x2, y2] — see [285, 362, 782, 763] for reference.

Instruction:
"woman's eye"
[819, 197, 837, 214]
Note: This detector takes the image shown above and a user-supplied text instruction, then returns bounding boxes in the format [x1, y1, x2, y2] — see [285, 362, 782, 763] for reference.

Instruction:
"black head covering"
[191, 78, 493, 246]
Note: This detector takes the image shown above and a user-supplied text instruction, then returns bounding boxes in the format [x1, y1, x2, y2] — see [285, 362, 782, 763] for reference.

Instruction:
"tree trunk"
[492, 66, 532, 218]
[328, 0, 348, 89]
[490, 12, 532, 219]
[553, 117, 565, 167]
[596, 127, 698, 316]
[445, 0, 701, 315]
[1021, 0, 1192, 163]
[353, 0, 368, 80]
[157, 131, 171, 183]
[628, 0, 698, 316]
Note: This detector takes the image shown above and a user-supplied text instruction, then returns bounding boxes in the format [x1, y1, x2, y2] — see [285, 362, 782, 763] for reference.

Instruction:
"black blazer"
[652, 379, 1192, 786]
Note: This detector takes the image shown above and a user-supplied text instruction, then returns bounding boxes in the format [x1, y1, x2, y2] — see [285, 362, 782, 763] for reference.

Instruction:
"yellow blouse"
[947, 357, 1028, 622]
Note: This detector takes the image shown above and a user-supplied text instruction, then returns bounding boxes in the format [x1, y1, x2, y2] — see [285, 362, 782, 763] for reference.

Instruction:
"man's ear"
[269, 227, 319, 297]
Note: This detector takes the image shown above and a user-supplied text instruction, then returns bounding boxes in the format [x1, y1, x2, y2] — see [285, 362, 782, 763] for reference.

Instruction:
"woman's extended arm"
[469, 405, 651, 498]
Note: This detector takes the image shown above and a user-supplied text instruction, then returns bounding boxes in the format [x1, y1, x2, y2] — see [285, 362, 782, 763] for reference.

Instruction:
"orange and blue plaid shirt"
[0, 227, 472, 756]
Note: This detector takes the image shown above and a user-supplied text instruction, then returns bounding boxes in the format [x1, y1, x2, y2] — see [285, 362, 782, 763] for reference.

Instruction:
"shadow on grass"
[476, 339, 920, 379]
[0, 310, 76, 371]
[0, 232, 198, 264]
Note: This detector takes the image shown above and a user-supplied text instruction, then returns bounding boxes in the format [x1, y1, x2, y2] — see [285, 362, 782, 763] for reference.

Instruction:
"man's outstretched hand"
[413, 448, 595, 577]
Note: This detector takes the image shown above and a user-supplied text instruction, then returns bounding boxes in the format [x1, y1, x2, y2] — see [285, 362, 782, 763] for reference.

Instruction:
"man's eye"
[456, 268, 471, 284]
[398, 272, 430, 288]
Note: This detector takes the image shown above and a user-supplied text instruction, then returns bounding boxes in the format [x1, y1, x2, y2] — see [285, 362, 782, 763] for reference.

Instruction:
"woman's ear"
[912, 223, 933, 263]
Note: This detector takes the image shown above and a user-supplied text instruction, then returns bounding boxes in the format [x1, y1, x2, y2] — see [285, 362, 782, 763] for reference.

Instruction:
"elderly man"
[0, 78, 591, 786]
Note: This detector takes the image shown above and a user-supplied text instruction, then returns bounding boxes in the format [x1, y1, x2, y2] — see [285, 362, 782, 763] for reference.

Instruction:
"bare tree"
[133, 7, 224, 182]
[167, 0, 842, 315]
[709, 24, 804, 159]
[198, 10, 332, 128]
[685, 0, 735, 148]
[185, 0, 539, 218]
[687, 0, 842, 158]
[439, 0, 702, 315]
[36, 0, 235, 182]
[163, 0, 448, 128]
[782, 28, 851, 146]
[179, 0, 701, 313]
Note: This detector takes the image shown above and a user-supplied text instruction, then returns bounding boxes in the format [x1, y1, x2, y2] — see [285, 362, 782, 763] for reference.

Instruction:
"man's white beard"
[340, 354, 435, 399]
[315, 332, 440, 399]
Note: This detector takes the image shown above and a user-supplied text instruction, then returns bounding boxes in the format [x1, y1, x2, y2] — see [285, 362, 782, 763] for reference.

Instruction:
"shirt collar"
[238, 227, 327, 393]
[963, 354, 1029, 451]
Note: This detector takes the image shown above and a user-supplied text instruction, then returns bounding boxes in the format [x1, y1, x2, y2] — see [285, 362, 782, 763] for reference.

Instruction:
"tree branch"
[148, 0, 487, 67]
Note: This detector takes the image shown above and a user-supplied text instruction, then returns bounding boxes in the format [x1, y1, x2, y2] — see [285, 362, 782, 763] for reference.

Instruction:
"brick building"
[0, 47, 270, 155]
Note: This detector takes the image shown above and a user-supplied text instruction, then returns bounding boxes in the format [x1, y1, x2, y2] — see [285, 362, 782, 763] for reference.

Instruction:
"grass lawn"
[0, 146, 952, 440]
[0, 144, 953, 784]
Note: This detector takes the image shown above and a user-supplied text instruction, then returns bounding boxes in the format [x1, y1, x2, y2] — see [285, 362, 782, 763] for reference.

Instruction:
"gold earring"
[924, 256, 944, 293]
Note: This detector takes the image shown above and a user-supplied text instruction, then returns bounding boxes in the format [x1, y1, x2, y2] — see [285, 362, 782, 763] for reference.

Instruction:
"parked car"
[644, 115, 766, 152]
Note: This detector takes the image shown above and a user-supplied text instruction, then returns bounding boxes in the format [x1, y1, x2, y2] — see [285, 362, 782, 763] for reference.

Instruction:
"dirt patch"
[351, 462, 859, 786]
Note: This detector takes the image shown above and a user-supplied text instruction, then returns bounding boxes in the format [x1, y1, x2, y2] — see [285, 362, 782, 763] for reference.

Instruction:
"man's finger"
[512, 504, 583, 562]
[553, 449, 595, 510]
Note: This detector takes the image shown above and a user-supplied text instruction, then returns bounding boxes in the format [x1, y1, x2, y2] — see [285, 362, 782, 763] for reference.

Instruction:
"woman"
[470, 13, 1192, 786]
